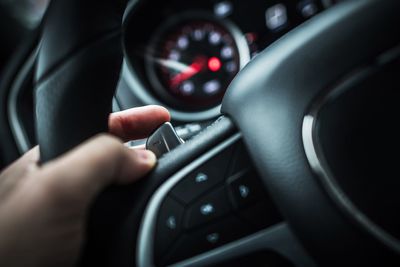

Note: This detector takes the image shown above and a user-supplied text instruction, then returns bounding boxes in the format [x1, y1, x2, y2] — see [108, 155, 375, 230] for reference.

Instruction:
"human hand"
[0, 105, 170, 267]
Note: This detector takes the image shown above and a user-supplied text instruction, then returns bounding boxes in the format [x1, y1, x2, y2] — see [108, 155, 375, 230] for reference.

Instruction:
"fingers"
[109, 105, 170, 142]
[0, 147, 39, 175]
[0, 147, 39, 185]
[37, 134, 156, 207]
[3, 105, 168, 210]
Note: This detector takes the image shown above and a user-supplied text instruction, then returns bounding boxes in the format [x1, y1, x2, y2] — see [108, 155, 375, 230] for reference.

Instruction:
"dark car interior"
[0, 0, 399, 266]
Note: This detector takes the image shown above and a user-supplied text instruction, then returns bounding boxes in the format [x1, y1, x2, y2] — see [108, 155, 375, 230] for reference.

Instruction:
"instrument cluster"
[122, 0, 333, 121]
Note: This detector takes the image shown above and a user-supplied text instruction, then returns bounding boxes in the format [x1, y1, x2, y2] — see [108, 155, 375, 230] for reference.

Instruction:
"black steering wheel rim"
[222, 0, 400, 265]
[35, 0, 127, 162]
[34, 0, 400, 266]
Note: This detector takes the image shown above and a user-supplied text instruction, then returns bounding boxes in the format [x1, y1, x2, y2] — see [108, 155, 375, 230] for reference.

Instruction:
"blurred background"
[0, 0, 49, 73]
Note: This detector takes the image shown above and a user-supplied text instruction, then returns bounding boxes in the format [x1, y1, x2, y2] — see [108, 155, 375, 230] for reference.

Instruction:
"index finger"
[108, 105, 170, 142]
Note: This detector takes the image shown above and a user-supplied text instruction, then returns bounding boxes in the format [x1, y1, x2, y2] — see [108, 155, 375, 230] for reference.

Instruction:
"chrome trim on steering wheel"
[7, 48, 38, 153]
[302, 47, 400, 253]
[137, 132, 316, 266]
[170, 223, 316, 267]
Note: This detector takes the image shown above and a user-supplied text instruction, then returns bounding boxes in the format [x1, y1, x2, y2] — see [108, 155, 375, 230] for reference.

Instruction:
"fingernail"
[137, 149, 157, 167]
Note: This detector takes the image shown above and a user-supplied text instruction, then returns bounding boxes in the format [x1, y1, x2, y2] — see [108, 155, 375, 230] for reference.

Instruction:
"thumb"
[37, 134, 156, 208]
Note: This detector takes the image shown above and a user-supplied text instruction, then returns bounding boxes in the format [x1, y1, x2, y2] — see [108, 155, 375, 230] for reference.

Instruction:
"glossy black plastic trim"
[170, 223, 315, 267]
[137, 133, 241, 267]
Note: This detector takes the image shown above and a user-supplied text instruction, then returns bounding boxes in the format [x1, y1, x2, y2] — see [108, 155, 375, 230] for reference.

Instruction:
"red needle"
[170, 57, 206, 87]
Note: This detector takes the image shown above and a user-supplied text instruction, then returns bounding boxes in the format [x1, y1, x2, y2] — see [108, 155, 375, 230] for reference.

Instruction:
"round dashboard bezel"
[144, 12, 246, 110]
[122, 1, 250, 122]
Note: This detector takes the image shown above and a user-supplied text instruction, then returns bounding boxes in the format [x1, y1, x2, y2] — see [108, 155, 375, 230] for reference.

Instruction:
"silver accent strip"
[137, 133, 241, 267]
[170, 223, 316, 267]
[8, 47, 123, 154]
[302, 66, 400, 253]
[123, 0, 140, 22]
[8, 48, 38, 154]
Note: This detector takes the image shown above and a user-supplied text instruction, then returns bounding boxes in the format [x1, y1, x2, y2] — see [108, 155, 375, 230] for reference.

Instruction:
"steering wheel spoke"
[138, 133, 299, 266]
[169, 222, 316, 267]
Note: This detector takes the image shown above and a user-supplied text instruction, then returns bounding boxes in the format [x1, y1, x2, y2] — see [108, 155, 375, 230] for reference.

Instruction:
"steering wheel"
[35, 0, 400, 266]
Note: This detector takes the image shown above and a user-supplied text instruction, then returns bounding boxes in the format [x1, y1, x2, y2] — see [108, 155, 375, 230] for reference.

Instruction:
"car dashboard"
[4, 0, 339, 156]
[117, 0, 335, 140]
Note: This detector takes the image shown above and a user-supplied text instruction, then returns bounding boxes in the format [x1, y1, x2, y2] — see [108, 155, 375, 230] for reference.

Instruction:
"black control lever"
[146, 122, 184, 158]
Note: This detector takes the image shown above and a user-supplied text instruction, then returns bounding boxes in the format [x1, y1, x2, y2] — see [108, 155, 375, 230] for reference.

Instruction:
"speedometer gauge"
[146, 14, 250, 109]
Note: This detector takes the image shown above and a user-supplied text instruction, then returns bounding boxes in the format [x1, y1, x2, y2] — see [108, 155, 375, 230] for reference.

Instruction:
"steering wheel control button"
[166, 216, 177, 229]
[200, 203, 215, 215]
[170, 145, 234, 204]
[265, 3, 288, 31]
[227, 169, 264, 209]
[154, 196, 185, 258]
[162, 216, 251, 265]
[195, 172, 208, 183]
[184, 186, 231, 230]
[206, 232, 220, 244]
[146, 122, 184, 158]
[238, 185, 250, 198]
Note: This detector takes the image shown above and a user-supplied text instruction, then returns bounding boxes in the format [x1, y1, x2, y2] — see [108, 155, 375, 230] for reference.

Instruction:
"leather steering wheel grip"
[35, 0, 127, 162]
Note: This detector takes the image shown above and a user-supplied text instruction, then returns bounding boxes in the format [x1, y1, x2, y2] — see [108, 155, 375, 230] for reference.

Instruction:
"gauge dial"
[146, 15, 248, 109]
